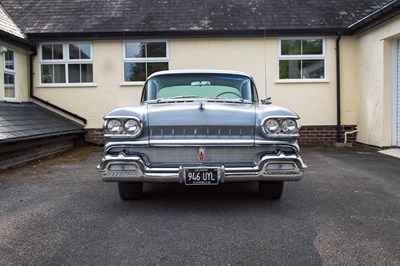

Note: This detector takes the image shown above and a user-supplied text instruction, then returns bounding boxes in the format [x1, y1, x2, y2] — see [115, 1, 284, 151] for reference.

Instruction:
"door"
[395, 40, 400, 147]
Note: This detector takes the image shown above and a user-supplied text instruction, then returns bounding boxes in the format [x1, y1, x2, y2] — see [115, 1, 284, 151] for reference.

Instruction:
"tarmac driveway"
[0, 145, 399, 265]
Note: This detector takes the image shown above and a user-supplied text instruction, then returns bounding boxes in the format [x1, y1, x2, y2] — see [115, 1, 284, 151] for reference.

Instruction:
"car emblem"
[198, 147, 205, 162]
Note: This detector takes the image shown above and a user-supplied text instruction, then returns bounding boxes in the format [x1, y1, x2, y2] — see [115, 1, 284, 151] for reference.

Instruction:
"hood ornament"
[199, 102, 205, 110]
[198, 147, 205, 162]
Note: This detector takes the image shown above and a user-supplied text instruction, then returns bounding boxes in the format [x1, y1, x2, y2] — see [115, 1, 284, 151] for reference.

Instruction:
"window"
[3, 49, 16, 99]
[39, 43, 93, 84]
[123, 41, 169, 83]
[279, 38, 326, 80]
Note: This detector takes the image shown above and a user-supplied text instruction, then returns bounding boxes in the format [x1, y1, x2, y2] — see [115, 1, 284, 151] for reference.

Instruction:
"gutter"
[336, 33, 342, 142]
[29, 51, 87, 125]
[26, 28, 351, 41]
[0, 29, 34, 49]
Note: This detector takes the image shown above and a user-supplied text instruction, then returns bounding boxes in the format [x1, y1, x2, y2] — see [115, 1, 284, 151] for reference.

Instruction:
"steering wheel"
[216, 91, 242, 98]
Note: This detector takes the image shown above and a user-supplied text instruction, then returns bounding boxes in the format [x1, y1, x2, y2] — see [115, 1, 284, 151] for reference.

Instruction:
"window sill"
[120, 82, 145, 87]
[275, 79, 330, 84]
[4, 99, 20, 103]
[37, 83, 97, 88]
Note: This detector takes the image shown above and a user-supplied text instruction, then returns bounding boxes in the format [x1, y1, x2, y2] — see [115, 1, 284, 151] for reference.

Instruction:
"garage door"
[396, 40, 400, 147]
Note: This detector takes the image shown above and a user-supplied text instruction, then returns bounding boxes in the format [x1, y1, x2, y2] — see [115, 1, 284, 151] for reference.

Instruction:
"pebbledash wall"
[32, 36, 359, 146]
[355, 15, 400, 147]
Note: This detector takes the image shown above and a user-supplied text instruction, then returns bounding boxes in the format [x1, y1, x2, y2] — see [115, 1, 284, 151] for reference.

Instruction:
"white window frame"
[39, 42, 94, 86]
[3, 48, 17, 101]
[122, 40, 169, 85]
[278, 37, 327, 83]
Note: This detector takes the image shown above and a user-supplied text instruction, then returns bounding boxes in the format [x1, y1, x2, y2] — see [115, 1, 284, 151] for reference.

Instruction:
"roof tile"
[0, 102, 84, 142]
[1, 0, 398, 34]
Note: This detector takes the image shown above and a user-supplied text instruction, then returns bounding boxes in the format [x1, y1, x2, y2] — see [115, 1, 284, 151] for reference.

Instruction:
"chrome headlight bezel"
[104, 117, 143, 137]
[281, 119, 299, 134]
[124, 118, 142, 137]
[261, 117, 300, 136]
[105, 119, 124, 135]
[262, 118, 280, 134]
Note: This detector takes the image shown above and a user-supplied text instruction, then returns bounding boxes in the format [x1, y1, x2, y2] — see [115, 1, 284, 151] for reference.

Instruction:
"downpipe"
[336, 33, 342, 142]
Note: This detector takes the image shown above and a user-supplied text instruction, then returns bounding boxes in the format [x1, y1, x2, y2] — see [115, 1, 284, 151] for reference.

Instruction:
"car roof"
[147, 69, 253, 80]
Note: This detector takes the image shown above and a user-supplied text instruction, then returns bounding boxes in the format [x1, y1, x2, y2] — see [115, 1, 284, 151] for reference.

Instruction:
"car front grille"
[111, 146, 278, 164]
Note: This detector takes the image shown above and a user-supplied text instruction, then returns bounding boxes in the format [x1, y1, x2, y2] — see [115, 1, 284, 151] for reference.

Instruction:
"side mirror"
[261, 97, 272, 105]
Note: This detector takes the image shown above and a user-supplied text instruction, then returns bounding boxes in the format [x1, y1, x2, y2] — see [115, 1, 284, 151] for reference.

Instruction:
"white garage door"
[395, 40, 400, 147]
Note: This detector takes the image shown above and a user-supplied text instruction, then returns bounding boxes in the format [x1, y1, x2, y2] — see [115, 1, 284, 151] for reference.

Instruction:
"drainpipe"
[29, 51, 87, 125]
[336, 33, 342, 142]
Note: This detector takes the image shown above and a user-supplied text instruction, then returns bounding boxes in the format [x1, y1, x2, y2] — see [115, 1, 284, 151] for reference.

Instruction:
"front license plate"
[184, 168, 219, 185]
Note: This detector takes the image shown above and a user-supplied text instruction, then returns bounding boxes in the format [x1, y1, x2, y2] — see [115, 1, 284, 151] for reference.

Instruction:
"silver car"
[97, 70, 306, 200]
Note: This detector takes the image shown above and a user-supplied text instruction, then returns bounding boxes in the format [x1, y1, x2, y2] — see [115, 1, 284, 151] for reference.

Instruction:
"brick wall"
[0, 137, 76, 170]
[85, 129, 105, 145]
[85, 125, 358, 147]
[299, 125, 357, 146]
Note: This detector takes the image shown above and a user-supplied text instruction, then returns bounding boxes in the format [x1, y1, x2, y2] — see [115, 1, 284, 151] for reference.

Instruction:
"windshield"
[142, 73, 258, 102]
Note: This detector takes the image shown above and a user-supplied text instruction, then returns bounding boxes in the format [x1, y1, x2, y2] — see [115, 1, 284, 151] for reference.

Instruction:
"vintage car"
[97, 70, 306, 200]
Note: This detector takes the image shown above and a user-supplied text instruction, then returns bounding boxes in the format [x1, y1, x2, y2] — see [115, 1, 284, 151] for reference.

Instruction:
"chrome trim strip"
[148, 139, 254, 145]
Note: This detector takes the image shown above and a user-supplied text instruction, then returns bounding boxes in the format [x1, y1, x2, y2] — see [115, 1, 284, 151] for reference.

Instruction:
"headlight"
[104, 118, 143, 136]
[106, 119, 123, 134]
[124, 119, 142, 136]
[263, 119, 280, 134]
[281, 119, 298, 134]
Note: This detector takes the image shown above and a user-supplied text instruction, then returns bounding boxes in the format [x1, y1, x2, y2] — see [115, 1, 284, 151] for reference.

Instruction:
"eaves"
[26, 27, 351, 41]
[0, 29, 35, 50]
[348, 0, 400, 35]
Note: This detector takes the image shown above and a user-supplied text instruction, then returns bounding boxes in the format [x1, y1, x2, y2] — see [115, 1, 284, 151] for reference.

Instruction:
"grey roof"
[0, 102, 84, 143]
[1, 0, 399, 36]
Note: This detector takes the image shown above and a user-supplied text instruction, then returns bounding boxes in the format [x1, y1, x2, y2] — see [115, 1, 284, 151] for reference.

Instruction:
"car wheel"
[258, 181, 284, 199]
[118, 182, 143, 200]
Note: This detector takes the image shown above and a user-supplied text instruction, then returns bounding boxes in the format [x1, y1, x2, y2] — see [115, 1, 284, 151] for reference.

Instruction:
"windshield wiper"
[206, 97, 251, 103]
[156, 95, 200, 102]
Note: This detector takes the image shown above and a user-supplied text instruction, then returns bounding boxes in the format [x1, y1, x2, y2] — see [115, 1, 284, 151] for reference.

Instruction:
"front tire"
[258, 181, 284, 199]
[118, 182, 143, 200]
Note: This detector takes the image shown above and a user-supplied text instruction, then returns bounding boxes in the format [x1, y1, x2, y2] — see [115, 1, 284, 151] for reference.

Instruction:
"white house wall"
[32, 37, 359, 130]
[356, 15, 400, 147]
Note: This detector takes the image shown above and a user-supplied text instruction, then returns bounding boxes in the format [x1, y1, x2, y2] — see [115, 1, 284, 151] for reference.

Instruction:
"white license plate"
[184, 168, 219, 185]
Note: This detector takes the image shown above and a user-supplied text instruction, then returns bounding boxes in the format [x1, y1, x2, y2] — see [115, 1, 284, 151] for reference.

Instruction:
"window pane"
[81, 64, 93, 82]
[53, 64, 66, 83]
[302, 39, 323, 55]
[41, 64, 54, 83]
[147, 42, 167, 57]
[124, 62, 146, 81]
[80, 44, 91, 59]
[68, 64, 93, 83]
[42, 45, 53, 60]
[53, 45, 63, 59]
[125, 42, 145, 58]
[147, 62, 168, 76]
[5, 50, 14, 70]
[279, 60, 301, 79]
[5, 50, 14, 62]
[69, 44, 80, 59]
[281, 40, 301, 55]
[69, 43, 91, 60]
[302, 60, 325, 79]
[68, 64, 81, 83]
[4, 73, 15, 98]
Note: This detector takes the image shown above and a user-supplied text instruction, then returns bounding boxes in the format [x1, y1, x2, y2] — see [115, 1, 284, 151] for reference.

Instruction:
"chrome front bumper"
[97, 152, 307, 183]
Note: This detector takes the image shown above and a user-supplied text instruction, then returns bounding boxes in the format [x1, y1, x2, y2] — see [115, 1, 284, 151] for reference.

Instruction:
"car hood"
[146, 101, 256, 145]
